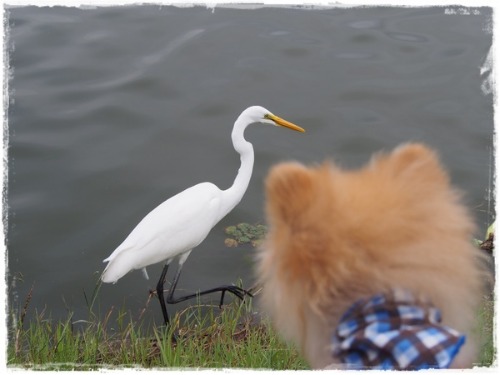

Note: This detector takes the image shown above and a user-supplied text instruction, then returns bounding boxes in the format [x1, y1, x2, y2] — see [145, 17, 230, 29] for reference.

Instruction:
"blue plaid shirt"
[332, 289, 465, 370]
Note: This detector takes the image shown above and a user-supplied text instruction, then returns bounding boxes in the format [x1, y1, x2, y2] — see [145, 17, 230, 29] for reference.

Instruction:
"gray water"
[6, 5, 494, 326]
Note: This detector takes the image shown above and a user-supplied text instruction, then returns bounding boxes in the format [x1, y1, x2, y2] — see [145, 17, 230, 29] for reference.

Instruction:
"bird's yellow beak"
[266, 114, 305, 133]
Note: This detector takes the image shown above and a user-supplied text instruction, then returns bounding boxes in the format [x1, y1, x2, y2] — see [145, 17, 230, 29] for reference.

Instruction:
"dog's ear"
[265, 162, 317, 225]
[379, 143, 450, 187]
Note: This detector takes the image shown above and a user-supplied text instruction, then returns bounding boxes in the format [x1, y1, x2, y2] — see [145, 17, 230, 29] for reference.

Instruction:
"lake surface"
[5, 5, 494, 327]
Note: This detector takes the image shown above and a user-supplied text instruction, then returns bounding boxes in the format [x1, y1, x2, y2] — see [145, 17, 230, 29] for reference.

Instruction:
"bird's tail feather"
[101, 251, 136, 284]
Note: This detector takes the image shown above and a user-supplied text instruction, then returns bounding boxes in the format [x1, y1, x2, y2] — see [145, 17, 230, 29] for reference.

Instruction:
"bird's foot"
[150, 330, 178, 348]
[156, 321, 179, 344]
[170, 331, 179, 345]
[219, 285, 253, 307]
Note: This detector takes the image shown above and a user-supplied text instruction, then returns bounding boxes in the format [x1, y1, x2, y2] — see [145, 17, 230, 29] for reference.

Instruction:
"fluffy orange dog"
[256, 143, 488, 369]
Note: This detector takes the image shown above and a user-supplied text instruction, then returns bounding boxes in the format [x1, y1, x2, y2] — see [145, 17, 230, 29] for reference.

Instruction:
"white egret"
[101, 106, 305, 327]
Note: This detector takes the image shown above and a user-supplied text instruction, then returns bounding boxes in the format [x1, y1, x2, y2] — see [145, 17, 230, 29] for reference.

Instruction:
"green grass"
[8, 292, 309, 370]
[476, 296, 496, 367]
[8, 285, 495, 370]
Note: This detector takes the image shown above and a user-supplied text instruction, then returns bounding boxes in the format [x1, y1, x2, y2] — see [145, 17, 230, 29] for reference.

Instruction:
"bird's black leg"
[156, 263, 170, 327]
[166, 265, 253, 307]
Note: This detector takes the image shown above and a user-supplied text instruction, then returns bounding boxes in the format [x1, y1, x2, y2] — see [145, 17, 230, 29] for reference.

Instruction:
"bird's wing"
[102, 182, 222, 283]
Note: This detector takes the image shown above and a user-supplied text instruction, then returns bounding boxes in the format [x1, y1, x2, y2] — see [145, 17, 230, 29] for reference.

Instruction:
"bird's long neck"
[219, 115, 254, 220]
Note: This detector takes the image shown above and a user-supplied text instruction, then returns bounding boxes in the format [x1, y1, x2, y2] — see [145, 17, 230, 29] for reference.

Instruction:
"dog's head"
[257, 143, 487, 368]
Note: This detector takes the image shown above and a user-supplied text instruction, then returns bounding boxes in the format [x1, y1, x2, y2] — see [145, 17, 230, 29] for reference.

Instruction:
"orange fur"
[256, 143, 489, 369]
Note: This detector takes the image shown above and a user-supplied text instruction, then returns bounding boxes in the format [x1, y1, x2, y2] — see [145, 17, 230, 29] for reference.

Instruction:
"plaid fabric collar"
[332, 288, 465, 370]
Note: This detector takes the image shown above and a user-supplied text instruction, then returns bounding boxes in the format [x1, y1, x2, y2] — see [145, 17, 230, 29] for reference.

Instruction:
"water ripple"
[385, 31, 429, 43]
